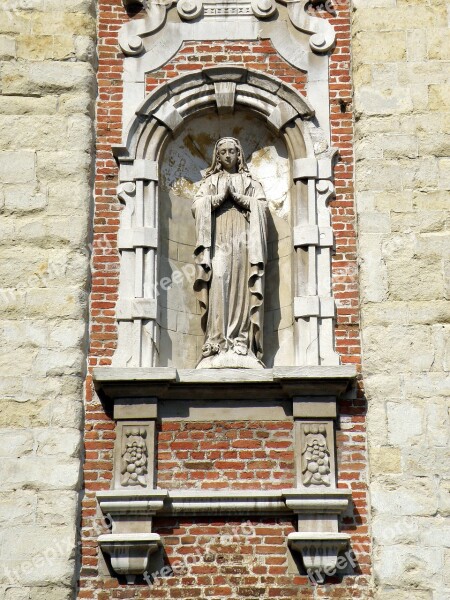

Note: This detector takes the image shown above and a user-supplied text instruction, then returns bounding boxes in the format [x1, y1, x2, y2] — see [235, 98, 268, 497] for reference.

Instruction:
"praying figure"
[192, 137, 268, 369]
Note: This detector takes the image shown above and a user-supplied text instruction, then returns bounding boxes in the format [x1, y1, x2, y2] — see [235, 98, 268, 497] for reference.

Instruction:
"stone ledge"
[93, 366, 357, 402]
[97, 488, 352, 517]
[96, 489, 167, 515]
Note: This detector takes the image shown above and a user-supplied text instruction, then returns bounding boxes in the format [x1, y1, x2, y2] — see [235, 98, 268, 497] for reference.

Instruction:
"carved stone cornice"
[93, 365, 357, 402]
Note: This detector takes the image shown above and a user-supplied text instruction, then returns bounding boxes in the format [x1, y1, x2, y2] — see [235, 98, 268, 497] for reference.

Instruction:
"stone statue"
[192, 137, 268, 369]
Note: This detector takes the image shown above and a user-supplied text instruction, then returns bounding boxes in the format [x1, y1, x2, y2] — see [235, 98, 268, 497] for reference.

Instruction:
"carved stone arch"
[112, 67, 340, 368]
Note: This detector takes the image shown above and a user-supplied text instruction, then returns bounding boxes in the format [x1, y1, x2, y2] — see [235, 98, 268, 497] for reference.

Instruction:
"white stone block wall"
[0, 0, 96, 597]
[353, 0, 450, 598]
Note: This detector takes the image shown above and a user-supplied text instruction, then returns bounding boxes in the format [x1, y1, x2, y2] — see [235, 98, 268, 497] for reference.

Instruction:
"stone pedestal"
[94, 366, 355, 577]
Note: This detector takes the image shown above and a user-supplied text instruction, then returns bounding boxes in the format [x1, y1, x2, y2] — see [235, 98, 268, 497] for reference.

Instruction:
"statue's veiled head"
[205, 137, 249, 176]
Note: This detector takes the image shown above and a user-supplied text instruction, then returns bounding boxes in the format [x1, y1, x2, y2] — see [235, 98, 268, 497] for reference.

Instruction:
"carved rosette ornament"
[301, 424, 331, 486]
[121, 427, 148, 487]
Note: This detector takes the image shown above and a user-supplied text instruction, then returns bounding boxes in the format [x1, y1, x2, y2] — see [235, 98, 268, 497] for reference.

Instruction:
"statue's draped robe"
[192, 171, 267, 361]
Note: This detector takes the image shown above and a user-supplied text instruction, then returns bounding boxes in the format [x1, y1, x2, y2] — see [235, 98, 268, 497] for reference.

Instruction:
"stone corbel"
[97, 400, 163, 576]
[94, 378, 356, 577]
[98, 489, 165, 576]
[287, 532, 350, 571]
[96, 487, 351, 575]
[98, 533, 162, 576]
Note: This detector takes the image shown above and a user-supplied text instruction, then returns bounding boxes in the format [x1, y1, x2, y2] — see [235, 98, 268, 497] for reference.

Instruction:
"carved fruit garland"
[301, 424, 331, 486]
[121, 427, 148, 487]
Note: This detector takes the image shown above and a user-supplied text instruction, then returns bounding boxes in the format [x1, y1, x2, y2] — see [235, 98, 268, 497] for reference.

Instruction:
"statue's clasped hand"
[227, 178, 250, 210]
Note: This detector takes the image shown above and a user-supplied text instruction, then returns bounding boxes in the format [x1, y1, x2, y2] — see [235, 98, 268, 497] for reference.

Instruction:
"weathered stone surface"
[354, 1, 450, 596]
[36, 491, 78, 526]
[0, 492, 37, 526]
[374, 591, 432, 600]
[1, 61, 93, 95]
[375, 545, 443, 589]
[0, 35, 16, 59]
[0, 0, 95, 595]
[372, 515, 419, 546]
[0, 558, 75, 587]
[0, 588, 74, 600]
[371, 478, 439, 517]
[0, 151, 35, 183]
[0, 458, 81, 491]
[370, 446, 401, 474]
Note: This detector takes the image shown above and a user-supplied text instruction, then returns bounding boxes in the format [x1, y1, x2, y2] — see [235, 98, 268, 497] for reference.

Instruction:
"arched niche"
[158, 111, 292, 369]
[112, 67, 340, 369]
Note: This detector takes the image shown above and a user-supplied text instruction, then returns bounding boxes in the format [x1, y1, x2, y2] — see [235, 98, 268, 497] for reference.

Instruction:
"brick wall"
[80, 0, 371, 597]
[156, 421, 295, 490]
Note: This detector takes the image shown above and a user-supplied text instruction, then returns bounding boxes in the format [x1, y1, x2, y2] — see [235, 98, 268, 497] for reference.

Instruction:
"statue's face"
[217, 140, 238, 171]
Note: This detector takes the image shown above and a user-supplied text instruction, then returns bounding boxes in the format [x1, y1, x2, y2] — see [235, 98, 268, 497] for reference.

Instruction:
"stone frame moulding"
[112, 67, 340, 370]
[118, 0, 334, 145]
